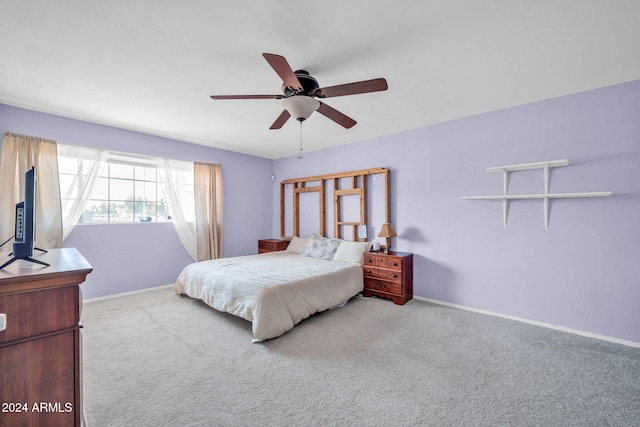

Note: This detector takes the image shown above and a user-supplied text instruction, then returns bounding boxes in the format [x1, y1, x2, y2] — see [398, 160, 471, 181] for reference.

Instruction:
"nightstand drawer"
[386, 256, 403, 270]
[259, 241, 278, 251]
[363, 254, 389, 268]
[258, 239, 289, 253]
[374, 256, 388, 268]
[363, 267, 386, 279]
[364, 278, 402, 295]
[363, 254, 377, 266]
[386, 270, 402, 282]
[364, 268, 402, 282]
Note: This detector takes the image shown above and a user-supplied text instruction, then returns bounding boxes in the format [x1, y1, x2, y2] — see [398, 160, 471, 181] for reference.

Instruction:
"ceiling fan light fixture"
[282, 96, 320, 122]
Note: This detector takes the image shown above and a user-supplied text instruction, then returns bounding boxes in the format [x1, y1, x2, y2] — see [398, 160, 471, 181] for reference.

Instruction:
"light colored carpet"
[82, 287, 640, 427]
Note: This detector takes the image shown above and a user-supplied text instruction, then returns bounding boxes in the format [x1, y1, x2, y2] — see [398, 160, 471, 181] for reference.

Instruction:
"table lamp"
[377, 223, 397, 254]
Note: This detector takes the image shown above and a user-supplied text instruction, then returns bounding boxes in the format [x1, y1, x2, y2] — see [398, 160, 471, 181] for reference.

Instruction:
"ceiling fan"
[210, 53, 388, 130]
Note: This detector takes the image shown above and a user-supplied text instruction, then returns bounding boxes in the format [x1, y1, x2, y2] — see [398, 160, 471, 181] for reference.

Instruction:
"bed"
[173, 236, 370, 341]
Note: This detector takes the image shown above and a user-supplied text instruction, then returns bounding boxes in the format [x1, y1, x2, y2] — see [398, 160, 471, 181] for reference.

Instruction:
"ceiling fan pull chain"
[299, 121, 303, 152]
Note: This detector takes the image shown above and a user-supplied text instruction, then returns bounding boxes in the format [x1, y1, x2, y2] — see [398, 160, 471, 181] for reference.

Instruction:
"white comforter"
[173, 252, 363, 341]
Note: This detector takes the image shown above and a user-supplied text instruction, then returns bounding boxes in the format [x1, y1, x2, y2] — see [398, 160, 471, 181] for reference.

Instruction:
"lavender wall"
[0, 104, 274, 299]
[273, 79, 640, 344]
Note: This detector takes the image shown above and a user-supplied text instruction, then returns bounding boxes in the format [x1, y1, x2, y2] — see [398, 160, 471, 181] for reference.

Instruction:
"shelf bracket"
[502, 170, 509, 229]
[544, 164, 550, 230]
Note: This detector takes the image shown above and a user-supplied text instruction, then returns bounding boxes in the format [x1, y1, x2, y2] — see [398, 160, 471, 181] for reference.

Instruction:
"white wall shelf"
[461, 159, 612, 229]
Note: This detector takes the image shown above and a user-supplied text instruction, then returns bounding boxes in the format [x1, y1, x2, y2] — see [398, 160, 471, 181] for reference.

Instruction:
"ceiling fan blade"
[270, 110, 291, 129]
[315, 78, 388, 98]
[316, 102, 357, 129]
[210, 94, 283, 100]
[262, 53, 303, 92]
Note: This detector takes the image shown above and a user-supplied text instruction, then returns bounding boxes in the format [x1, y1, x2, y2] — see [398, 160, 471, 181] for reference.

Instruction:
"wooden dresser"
[0, 248, 92, 427]
[258, 239, 290, 254]
[362, 251, 413, 305]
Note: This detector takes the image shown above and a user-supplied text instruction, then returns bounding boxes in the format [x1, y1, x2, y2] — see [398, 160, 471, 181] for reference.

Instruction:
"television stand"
[0, 248, 92, 427]
[0, 248, 49, 270]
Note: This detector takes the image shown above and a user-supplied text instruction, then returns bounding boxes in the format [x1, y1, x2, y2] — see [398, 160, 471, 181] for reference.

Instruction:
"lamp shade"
[357, 225, 368, 240]
[377, 223, 397, 238]
[282, 96, 320, 121]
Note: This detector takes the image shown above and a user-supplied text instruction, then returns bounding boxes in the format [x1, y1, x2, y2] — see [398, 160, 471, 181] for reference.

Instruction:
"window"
[57, 145, 202, 259]
[58, 151, 176, 224]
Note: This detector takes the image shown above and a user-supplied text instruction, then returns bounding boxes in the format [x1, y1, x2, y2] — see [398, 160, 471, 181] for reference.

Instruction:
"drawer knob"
[391, 273, 398, 278]
[376, 283, 386, 288]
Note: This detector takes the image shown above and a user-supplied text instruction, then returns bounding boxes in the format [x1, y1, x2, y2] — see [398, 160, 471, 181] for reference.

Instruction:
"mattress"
[173, 251, 363, 341]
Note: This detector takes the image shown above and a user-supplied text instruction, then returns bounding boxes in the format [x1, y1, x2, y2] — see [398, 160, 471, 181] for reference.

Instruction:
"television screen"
[12, 166, 36, 258]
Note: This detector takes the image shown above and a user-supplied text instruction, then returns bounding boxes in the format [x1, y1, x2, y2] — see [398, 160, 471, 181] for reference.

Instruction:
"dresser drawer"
[0, 286, 78, 344]
[364, 278, 402, 295]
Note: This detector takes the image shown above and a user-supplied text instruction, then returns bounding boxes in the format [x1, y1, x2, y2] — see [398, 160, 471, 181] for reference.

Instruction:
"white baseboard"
[83, 284, 174, 304]
[413, 295, 640, 349]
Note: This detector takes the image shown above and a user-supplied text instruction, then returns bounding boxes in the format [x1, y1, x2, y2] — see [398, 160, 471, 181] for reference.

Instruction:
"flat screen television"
[12, 166, 36, 258]
[0, 166, 48, 269]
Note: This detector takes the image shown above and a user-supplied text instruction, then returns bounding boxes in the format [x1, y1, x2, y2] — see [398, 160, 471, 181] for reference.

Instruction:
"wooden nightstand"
[362, 251, 413, 305]
[258, 239, 290, 253]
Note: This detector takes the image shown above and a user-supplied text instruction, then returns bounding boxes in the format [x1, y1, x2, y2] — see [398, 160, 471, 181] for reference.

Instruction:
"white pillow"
[301, 233, 343, 260]
[285, 236, 309, 254]
[332, 241, 373, 266]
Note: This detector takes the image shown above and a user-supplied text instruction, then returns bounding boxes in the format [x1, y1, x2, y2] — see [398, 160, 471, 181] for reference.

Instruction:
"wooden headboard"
[280, 167, 390, 241]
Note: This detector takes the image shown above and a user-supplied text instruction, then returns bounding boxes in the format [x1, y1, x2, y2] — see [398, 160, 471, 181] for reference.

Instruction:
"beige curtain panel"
[0, 132, 63, 249]
[194, 162, 223, 261]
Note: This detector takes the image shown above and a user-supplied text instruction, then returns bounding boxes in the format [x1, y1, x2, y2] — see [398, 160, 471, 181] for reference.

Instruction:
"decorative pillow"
[285, 236, 309, 254]
[301, 233, 343, 260]
[332, 241, 373, 266]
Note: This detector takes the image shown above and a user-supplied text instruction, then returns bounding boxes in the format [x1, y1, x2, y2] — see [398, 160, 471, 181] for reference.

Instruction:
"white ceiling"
[1, 1, 639, 159]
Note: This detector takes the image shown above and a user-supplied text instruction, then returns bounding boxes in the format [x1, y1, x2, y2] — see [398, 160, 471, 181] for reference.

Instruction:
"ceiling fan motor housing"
[283, 70, 319, 97]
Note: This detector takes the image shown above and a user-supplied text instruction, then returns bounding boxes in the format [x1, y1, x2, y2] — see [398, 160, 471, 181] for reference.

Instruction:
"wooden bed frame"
[280, 167, 390, 241]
